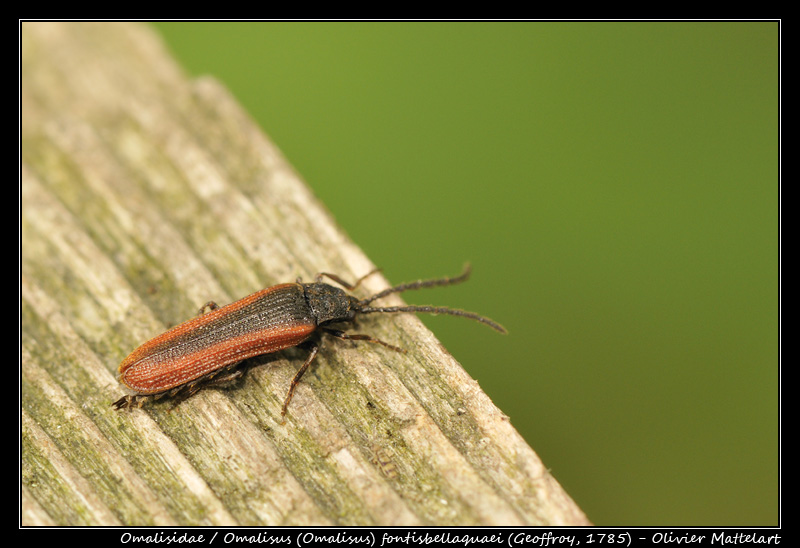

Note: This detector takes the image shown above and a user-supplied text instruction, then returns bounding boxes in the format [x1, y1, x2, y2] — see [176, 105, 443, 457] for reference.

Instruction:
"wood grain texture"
[20, 21, 591, 526]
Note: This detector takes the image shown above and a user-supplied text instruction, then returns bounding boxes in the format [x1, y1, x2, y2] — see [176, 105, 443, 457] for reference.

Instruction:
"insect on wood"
[112, 264, 506, 416]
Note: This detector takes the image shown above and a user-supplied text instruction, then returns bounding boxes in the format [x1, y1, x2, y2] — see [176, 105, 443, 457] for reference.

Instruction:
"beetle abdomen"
[119, 283, 316, 394]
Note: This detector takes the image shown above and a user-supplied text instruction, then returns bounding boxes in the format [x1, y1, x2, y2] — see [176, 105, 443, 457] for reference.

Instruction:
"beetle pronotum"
[112, 264, 505, 416]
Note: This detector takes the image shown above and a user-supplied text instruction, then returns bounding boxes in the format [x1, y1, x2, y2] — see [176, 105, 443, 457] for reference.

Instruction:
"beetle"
[112, 264, 506, 416]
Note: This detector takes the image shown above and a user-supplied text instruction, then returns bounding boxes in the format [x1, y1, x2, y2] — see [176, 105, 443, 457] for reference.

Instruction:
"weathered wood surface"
[20, 21, 591, 526]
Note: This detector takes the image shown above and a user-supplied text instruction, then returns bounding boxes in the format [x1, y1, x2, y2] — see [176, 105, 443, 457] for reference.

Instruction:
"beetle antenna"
[357, 264, 506, 334]
[358, 263, 472, 306]
[358, 304, 507, 334]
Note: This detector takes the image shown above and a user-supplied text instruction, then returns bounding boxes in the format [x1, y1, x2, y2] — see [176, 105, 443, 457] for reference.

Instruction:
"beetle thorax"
[303, 283, 358, 325]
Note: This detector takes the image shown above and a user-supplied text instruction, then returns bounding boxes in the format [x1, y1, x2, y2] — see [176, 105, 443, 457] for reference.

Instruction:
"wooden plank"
[20, 21, 590, 526]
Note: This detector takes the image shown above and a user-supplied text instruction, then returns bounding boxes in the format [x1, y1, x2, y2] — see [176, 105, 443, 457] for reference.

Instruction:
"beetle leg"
[282, 341, 320, 416]
[315, 268, 382, 290]
[322, 328, 407, 354]
[197, 301, 219, 315]
[166, 363, 245, 411]
[112, 394, 148, 410]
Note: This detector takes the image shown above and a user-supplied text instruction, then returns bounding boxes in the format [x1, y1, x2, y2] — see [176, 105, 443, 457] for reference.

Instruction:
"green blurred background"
[150, 22, 779, 525]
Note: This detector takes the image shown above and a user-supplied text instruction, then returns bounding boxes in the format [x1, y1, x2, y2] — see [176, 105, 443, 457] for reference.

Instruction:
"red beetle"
[113, 265, 505, 416]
